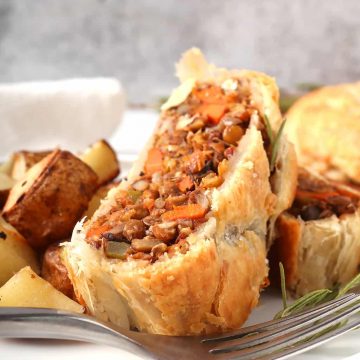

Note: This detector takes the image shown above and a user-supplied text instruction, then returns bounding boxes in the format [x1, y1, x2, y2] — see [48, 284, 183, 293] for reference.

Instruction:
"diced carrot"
[193, 86, 225, 103]
[178, 175, 194, 192]
[296, 189, 340, 201]
[162, 204, 207, 222]
[196, 104, 227, 124]
[336, 186, 360, 199]
[144, 148, 163, 175]
[86, 224, 111, 238]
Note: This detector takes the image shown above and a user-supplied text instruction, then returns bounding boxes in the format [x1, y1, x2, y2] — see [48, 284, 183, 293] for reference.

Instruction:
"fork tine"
[265, 317, 360, 360]
[209, 296, 360, 360]
[203, 293, 360, 352]
[202, 293, 357, 343]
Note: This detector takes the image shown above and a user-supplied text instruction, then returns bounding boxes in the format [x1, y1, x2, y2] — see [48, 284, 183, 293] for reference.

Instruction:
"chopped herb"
[127, 189, 142, 203]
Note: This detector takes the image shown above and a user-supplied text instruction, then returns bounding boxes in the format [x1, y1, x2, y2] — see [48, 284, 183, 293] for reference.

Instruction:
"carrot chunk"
[162, 204, 206, 221]
[296, 189, 340, 201]
[86, 224, 111, 238]
[196, 104, 227, 124]
[145, 148, 163, 175]
[178, 176, 194, 192]
[193, 86, 225, 103]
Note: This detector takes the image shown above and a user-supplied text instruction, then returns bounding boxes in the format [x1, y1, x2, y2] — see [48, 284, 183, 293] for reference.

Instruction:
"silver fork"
[1, 293, 360, 360]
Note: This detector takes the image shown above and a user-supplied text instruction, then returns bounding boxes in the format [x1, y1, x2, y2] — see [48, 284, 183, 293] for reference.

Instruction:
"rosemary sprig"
[270, 120, 286, 172]
[274, 262, 360, 319]
[337, 273, 360, 298]
[279, 262, 288, 309]
[264, 114, 274, 144]
[275, 288, 332, 319]
[264, 114, 287, 172]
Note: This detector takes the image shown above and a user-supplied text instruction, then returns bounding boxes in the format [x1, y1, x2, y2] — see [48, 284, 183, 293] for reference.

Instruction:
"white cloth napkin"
[0, 78, 125, 159]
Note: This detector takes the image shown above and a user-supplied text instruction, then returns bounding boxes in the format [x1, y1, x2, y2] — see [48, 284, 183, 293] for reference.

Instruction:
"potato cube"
[3, 150, 98, 248]
[80, 139, 120, 185]
[0, 217, 39, 286]
[0, 266, 84, 313]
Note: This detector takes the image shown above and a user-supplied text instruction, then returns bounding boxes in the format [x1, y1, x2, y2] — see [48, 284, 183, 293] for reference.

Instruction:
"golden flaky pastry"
[271, 168, 360, 297]
[286, 82, 360, 183]
[273, 210, 360, 297]
[64, 48, 296, 335]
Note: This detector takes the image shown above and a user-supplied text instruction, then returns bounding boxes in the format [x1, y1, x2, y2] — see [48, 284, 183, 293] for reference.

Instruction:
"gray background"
[0, 0, 359, 103]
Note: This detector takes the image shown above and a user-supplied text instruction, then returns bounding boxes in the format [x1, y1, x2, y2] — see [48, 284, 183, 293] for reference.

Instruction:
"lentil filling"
[86, 80, 271, 262]
[289, 169, 360, 221]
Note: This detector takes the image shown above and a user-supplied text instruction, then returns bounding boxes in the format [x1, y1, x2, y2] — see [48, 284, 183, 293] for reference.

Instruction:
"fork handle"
[0, 307, 152, 358]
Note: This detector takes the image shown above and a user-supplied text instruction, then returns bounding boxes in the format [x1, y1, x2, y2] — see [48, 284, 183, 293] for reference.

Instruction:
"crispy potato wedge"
[42, 243, 75, 300]
[0, 156, 16, 209]
[0, 217, 39, 286]
[83, 181, 118, 219]
[11, 150, 51, 181]
[80, 139, 120, 185]
[0, 173, 15, 209]
[2, 149, 98, 248]
[0, 155, 15, 175]
[0, 266, 84, 313]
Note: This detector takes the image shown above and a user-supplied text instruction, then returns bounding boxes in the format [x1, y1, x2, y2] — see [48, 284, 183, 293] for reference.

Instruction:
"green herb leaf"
[337, 273, 360, 298]
[270, 119, 286, 172]
[274, 263, 360, 346]
[264, 114, 274, 144]
[275, 288, 333, 319]
[279, 262, 288, 310]
[274, 262, 360, 320]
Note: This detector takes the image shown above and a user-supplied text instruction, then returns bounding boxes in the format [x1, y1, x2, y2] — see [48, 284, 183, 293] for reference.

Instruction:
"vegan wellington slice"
[271, 168, 360, 297]
[64, 48, 297, 335]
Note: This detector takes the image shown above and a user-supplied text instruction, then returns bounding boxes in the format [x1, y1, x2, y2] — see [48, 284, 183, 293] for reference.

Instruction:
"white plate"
[2, 109, 360, 359]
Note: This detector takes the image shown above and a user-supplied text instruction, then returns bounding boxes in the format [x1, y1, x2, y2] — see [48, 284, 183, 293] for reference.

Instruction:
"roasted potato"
[0, 156, 16, 209]
[80, 139, 120, 185]
[11, 150, 51, 181]
[42, 243, 75, 299]
[83, 181, 119, 219]
[0, 266, 84, 313]
[0, 155, 14, 175]
[2, 149, 98, 248]
[0, 173, 15, 209]
[0, 217, 39, 286]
